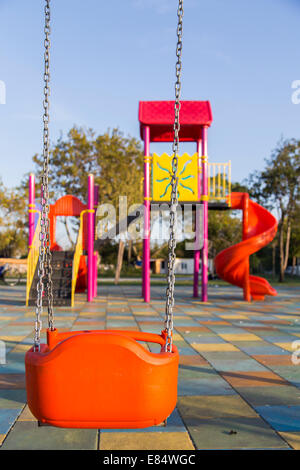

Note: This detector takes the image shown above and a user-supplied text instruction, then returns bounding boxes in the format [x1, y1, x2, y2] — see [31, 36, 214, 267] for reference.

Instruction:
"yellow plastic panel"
[152, 153, 198, 202]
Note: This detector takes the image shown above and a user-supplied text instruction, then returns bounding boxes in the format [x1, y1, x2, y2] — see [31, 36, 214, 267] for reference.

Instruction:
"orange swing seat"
[25, 328, 179, 429]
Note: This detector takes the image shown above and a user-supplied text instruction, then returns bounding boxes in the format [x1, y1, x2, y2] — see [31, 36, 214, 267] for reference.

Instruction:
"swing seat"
[25, 329, 179, 429]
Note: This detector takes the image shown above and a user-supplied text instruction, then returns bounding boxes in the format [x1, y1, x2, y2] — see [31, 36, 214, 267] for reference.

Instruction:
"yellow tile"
[279, 432, 300, 450]
[0, 434, 5, 446]
[24, 312, 35, 318]
[108, 301, 127, 305]
[219, 333, 262, 342]
[107, 316, 132, 320]
[191, 343, 238, 352]
[100, 432, 194, 450]
[79, 312, 105, 316]
[134, 312, 158, 316]
[0, 316, 22, 321]
[189, 312, 213, 317]
[220, 314, 248, 320]
[274, 343, 294, 352]
[9, 344, 30, 353]
[18, 405, 37, 422]
[172, 333, 183, 341]
[0, 335, 27, 342]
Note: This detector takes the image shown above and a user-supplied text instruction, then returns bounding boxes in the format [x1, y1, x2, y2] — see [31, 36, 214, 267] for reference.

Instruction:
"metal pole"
[243, 193, 251, 302]
[143, 126, 151, 303]
[28, 173, 35, 250]
[193, 140, 201, 297]
[93, 184, 99, 299]
[87, 174, 94, 302]
[201, 126, 208, 302]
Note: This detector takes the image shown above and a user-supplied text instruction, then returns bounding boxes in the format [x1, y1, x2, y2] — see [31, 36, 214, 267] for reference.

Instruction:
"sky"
[0, 0, 300, 190]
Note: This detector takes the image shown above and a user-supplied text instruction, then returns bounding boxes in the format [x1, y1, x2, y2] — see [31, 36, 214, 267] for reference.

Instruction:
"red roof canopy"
[139, 100, 213, 142]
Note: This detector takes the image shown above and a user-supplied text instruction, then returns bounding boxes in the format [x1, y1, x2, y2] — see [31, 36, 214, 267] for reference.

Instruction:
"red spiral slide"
[214, 192, 278, 301]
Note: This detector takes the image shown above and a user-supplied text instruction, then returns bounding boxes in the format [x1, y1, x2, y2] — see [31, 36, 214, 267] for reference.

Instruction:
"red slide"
[214, 192, 278, 301]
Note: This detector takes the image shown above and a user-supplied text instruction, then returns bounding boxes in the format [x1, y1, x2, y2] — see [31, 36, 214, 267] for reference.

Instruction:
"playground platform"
[0, 283, 299, 450]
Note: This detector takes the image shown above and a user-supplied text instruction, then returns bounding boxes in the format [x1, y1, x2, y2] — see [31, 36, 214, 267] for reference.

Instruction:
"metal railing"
[207, 161, 231, 205]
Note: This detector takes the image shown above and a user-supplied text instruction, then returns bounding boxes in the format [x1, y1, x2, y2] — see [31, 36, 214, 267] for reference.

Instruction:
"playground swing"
[25, 0, 183, 428]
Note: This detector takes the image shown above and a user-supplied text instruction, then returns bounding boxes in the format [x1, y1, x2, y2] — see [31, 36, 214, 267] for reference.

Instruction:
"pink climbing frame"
[139, 100, 213, 303]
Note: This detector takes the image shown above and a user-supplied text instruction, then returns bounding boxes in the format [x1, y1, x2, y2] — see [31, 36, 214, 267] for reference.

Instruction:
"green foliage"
[0, 178, 27, 257]
[31, 127, 144, 208]
[231, 181, 249, 193]
[28, 127, 144, 251]
[290, 205, 300, 258]
[247, 138, 300, 281]
[247, 138, 300, 213]
[208, 211, 242, 258]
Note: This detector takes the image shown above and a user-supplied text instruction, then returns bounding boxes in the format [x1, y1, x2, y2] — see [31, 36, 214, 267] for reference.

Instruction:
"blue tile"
[178, 377, 236, 396]
[254, 405, 300, 432]
[0, 408, 23, 434]
[208, 359, 267, 372]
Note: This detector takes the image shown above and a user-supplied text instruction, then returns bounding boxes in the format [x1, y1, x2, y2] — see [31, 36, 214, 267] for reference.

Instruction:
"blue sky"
[0, 0, 300, 189]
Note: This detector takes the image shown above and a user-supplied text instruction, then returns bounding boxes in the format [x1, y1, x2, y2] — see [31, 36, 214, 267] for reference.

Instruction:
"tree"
[0, 179, 27, 258]
[289, 204, 300, 274]
[247, 139, 300, 282]
[208, 211, 242, 268]
[25, 126, 144, 249]
[32, 127, 144, 206]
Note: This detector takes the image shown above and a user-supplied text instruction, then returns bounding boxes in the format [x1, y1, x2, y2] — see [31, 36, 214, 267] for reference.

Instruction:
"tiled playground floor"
[0, 283, 300, 450]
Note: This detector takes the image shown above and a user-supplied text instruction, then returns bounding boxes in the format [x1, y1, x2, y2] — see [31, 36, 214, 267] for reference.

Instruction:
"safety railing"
[71, 209, 90, 306]
[207, 161, 231, 205]
[26, 210, 41, 306]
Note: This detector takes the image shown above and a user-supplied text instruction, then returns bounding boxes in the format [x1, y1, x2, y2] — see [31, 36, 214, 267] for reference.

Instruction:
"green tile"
[237, 386, 300, 406]
[1, 421, 98, 450]
[0, 389, 27, 408]
[186, 417, 289, 450]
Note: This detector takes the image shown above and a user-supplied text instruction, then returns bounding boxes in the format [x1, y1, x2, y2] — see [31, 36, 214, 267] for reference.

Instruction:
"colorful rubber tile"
[0, 408, 23, 434]
[99, 432, 195, 450]
[0, 421, 98, 450]
[185, 417, 288, 450]
[220, 371, 289, 388]
[254, 405, 300, 432]
[177, 395, 259, 421]
[237, 385, 300, 406]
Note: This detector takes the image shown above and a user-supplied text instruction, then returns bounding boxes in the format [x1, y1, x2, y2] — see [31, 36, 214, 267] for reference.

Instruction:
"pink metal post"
[143, 126, 151, 303]
[87, 174, 94, 302]
[201, 126, 208, 302]
[193, 140, 202, 297]
[28, 173, 35, 251]
[243, 193, 251, 302]
[93, 185, 99, 299]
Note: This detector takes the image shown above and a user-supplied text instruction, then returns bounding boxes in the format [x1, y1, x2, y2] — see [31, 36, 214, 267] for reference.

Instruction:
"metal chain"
[34, 0, 54, 351]
[164, 0, 183, 353]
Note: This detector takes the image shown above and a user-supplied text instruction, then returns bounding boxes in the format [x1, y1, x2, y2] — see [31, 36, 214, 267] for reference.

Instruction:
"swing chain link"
[164, 0, 183, 353]
[34, 0, 54, 351]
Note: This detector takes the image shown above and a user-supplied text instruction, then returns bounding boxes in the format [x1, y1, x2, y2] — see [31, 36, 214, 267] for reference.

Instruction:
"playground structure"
[26, 173, 98, 306]
[139, 100, 277, 303]
[215, 192, 278, 301]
